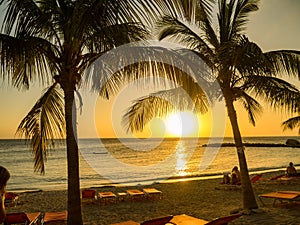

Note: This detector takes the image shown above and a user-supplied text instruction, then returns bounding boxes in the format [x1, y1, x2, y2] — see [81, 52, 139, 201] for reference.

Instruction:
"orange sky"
[0, 0, 300, 139]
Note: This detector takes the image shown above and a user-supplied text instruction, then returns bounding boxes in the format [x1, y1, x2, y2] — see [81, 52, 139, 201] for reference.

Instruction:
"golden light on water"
[175, 141, 188, 177]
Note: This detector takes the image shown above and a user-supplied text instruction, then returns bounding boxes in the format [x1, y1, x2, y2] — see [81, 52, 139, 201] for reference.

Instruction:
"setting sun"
[165, 111, 199, 137]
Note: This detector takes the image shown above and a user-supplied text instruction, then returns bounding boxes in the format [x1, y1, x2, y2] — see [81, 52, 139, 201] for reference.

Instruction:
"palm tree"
[124, 0, 300, 209]
[0, 0, 162, 224]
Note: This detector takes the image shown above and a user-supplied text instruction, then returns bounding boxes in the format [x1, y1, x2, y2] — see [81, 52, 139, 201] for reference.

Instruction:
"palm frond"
[199, 0, 219, 49]
[2, 0, 63, 47]
[218, 0, 259, 42]
[264, 50, 300, 78]
[84, 22, 148, 55]
[123, 85, 209, 133]
[217, 0, 231, 43]
[219, 36, 272, 78]
[122, 90, 178, 133]
[282, 116, 300, 134]
[244, 75, 300, 113]
[84, 45, 213, 99]
[0, 34, 59, 89]
[235, 88, 263, 126]
[16, 84, 65, 173]
[157, 16, 215, 63]
[232, 0, 259, 35]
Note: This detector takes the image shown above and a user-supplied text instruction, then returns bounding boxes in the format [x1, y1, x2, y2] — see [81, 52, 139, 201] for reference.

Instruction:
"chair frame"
[98, 192, 117, 205]
[259, 191, 300, 206]
[143, 188, 163, 200]
[141, 215, 174, 225]
[42, 211, 67, 224]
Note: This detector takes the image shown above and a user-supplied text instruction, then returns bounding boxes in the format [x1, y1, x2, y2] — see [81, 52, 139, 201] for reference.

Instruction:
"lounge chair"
[4, 192, 19, 207]
[98, 192, 117, 205]
[141, 215, 174, 225]
[4, 212, 41, 225]
[170, 214, 242, 225]
[142, 188, 163, 200]
[259, 191, 300, 206]
[42, 211, 67, 224]
[81, 189, 97, 204]
[126, 189, 145, 201]
[277, 175, 300, 184]
[116, 192, 128, 202]
[269, 174, 285, 180]
[250, 174, 263, 183]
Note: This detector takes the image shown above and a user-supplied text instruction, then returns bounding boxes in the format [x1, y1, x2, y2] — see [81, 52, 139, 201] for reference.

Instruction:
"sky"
[0, 0, 300, 139]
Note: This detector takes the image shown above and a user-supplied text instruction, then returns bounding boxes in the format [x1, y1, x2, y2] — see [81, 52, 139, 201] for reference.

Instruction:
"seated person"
[286, 162, 297, 176]
[222, 172, 230, 184]
[0, 166, 10, 223]
[230, 166, 241, 185]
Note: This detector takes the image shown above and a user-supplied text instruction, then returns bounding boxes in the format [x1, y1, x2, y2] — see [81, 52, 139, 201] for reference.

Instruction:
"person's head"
[232, 166, 238, 172]
[0, 166, 10, 191]
[289, 162, 294, 167]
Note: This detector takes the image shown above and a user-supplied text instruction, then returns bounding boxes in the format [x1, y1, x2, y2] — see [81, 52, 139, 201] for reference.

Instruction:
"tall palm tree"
[124, 0, 300, 209]
[0, 0, 163, 224]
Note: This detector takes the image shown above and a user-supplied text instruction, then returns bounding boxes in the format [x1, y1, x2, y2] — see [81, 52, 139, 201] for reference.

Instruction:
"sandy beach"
[5, 171, 300, 225]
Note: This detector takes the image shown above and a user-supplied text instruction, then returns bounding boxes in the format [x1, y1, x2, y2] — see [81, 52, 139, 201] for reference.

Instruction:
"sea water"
[0, 136, 299, 192]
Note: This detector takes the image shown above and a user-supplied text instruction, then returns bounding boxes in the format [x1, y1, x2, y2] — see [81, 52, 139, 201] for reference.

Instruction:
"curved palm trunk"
[64, 87, 83, 225]
[224, 94, 258, 209]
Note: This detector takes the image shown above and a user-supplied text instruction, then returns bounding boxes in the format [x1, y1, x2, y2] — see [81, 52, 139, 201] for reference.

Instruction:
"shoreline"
[6, 170, 300, 225]
[8, 167, 290, 194]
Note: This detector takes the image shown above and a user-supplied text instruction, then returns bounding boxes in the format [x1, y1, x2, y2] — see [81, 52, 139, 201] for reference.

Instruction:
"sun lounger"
[277, 191, 300, 195]
[171, 214, 241, 225]
[269, 174, 285, 180]
[116, 192, 128, 202]
[4, 192, 19, 207]
[43, 211, 67, 224]
[170, 214, 241, 225]
[142, 188, 163, 200]
[278, 176, 300, 184]
[4, 212, 41, 225]
[126, 189, 145, 201]
[81, 189, 97, 204]
[250, 174, 263, 183]
[98, 192, 117, 204]
[259, 191, 300, 206]
[141, 215, 173, 225]
[170, 214, 208, 225]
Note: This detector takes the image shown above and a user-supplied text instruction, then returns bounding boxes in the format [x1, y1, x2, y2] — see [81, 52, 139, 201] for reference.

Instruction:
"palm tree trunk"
[64, 87, 83, 225]
[225, 95, 258, 209]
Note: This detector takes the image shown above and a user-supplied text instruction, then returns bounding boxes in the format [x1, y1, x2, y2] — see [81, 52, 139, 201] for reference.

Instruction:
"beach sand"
[6, 171, 300, 225]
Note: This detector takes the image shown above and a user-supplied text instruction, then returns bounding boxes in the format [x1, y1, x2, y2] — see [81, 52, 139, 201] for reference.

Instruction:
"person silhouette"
[0, 166, 10, 223]
[230, 166, 241, 185]
[286, 162, 297, 176]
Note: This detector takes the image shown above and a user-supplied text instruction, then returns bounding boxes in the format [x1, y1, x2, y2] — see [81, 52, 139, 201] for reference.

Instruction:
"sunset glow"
[165, 111, 199, 137]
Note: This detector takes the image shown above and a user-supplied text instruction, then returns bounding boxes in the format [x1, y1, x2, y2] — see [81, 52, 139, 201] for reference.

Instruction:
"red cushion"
[5, 213, 29, 224]
[82, 190, 96, 198]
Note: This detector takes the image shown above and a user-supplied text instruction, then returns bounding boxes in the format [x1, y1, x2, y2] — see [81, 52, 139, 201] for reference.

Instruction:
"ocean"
[0, 136, 299, 192]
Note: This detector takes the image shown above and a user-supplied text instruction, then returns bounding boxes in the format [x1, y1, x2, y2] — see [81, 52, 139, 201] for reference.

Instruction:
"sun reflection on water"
[175, 141, 188, 177]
